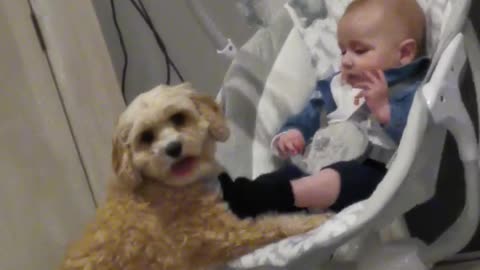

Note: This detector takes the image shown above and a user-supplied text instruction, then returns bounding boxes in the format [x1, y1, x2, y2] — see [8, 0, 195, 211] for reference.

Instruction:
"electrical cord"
[129, 0, 185, 84]
[110, 0, 129, 102]
[110, 0, 184, 102]
[136, 0, 184, 82]
[128, 0, 171, 84]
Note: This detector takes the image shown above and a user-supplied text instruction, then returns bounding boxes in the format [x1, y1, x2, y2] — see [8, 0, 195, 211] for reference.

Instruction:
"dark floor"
[405, 3, 480, 255]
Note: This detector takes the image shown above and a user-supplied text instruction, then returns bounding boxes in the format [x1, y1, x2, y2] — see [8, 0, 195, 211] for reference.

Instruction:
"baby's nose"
[341, 55, 353, 68]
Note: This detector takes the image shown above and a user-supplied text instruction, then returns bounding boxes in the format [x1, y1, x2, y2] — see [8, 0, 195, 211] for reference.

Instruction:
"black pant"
[219, 159, 387, 218]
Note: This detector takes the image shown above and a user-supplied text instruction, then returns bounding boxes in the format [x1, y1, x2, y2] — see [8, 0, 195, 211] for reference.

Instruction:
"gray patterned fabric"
[287, 0, 327, 27]
[236, 0, 289, 27]
[226, 203, 366, 269]
[216, 9, 293, 178]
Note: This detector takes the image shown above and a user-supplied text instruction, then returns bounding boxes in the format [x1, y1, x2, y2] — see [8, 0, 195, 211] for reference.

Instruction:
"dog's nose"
[165, 141, 182, 158]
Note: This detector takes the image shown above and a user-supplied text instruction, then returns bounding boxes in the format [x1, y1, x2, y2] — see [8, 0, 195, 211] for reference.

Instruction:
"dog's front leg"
[191, 211, 329, 267]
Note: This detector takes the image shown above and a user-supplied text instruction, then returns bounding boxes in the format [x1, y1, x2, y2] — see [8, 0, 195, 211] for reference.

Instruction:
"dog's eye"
[170, 113, 186, 127]
[139, 130, 155, 144]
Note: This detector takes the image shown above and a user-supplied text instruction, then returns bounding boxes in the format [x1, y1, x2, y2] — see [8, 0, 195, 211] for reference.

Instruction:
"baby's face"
[338, 11, 402, 88]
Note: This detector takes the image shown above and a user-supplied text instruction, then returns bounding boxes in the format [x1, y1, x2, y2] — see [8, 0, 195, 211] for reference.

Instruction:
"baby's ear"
[190, 93, 230, 142]
[112, 125, 142, 189]
[399, 39, 417, 65]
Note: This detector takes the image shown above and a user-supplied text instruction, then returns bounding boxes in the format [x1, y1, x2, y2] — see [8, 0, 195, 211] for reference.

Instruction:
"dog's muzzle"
[165, 141, 182, 158]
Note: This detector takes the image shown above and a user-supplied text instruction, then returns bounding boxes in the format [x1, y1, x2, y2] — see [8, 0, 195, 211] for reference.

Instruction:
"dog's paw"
[256, 213, 330, 237]
[279, 213, 330, 235]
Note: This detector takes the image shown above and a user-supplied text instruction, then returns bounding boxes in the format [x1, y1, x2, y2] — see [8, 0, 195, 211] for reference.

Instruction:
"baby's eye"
[354, 48, 369, 55]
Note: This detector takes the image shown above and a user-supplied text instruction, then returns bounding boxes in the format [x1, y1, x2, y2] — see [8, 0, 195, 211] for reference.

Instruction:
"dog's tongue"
[171, 157, 196, 176]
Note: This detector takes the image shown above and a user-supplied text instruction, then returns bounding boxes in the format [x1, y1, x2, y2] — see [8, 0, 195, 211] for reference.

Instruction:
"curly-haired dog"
[60, 84, 329, 270]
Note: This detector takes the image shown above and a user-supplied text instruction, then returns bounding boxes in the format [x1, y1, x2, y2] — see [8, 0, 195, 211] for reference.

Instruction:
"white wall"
[92, 0, 257, 102]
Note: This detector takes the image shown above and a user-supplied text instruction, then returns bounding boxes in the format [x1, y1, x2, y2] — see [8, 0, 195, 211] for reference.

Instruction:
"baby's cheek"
[354, 58, 375, 71]
[358, 51, 383, 69]
[366, 56, 386, 70]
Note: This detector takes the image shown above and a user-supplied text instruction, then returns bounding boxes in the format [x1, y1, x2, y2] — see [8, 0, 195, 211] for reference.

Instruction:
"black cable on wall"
[110, 0, 184, 103]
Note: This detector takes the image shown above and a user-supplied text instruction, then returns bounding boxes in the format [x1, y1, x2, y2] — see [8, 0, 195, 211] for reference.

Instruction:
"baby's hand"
[276, 129, 305, 159]
[354, 70, 391, 124]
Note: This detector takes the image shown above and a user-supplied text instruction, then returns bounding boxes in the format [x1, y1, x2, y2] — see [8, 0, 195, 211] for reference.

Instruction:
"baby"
[220, 0, 430, 218]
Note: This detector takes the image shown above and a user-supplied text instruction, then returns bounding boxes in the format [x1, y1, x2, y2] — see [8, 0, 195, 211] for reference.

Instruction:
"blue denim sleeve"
[278, 100, 322, 142]
[383, 83, 419, 144]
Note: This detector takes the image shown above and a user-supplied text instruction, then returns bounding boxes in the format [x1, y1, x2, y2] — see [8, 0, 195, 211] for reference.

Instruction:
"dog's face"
[112, 84, 229, 188]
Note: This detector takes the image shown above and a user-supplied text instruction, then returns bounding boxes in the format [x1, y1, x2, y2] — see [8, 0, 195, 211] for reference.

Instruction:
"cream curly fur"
[60, 84, 329, 270]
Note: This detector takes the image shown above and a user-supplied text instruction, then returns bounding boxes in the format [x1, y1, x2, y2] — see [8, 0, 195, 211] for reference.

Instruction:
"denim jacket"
[279, 57, 431, 144]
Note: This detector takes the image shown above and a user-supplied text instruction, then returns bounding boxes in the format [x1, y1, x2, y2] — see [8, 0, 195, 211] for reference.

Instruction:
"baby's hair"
[344, 0, 426, 56]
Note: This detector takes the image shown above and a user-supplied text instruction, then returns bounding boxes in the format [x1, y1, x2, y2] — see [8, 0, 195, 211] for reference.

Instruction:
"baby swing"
[188, 0, 480, 269]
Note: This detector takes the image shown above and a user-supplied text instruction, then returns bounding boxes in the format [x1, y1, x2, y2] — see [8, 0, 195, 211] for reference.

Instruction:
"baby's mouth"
[345, 74, 363, 86]
[170, 156, 197, 176]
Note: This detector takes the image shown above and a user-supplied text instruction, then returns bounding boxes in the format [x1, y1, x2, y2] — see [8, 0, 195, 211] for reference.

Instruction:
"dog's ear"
[112, 127, 142, 189]
[190, 93, 230, 142]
